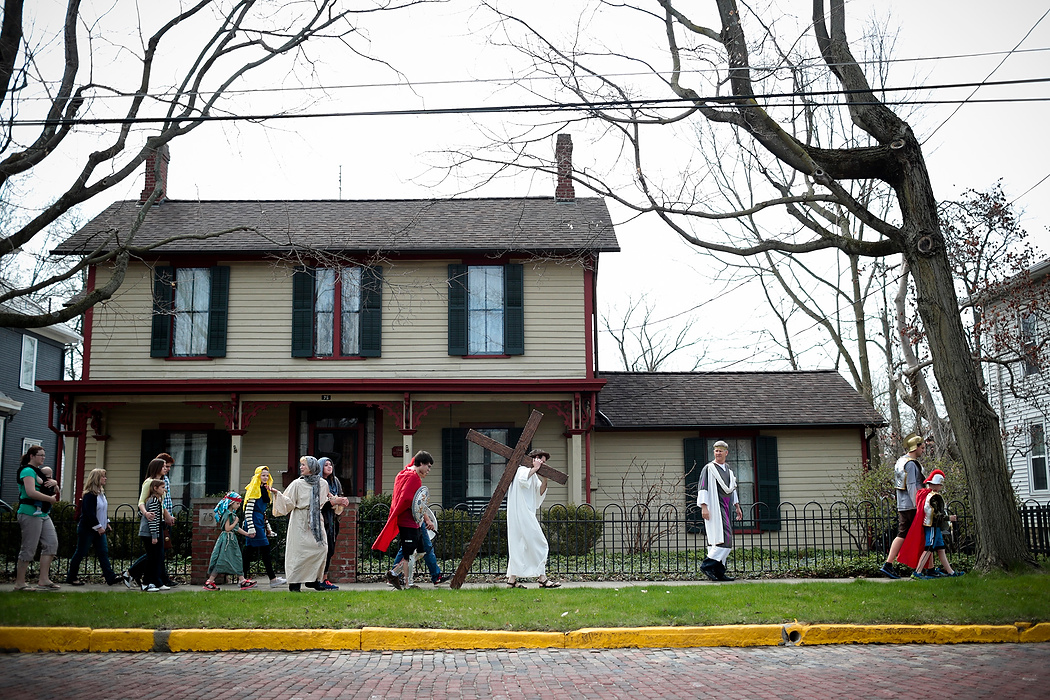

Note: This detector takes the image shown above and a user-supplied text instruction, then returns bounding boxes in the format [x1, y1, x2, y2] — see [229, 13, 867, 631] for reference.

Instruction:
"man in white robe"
[506, 449, 560, 588]
[697, 440, 743, 582]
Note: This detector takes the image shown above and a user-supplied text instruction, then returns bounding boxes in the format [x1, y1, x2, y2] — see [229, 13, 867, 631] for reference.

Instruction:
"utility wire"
[11, 75, 1050, 128]
[923, 7, 1050, 143]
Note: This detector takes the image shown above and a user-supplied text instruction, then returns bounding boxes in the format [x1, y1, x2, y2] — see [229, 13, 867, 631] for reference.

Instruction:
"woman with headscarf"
[241, 466, 285, 588]
[318, 457, 343, 590]
[271, 456, 347, 592]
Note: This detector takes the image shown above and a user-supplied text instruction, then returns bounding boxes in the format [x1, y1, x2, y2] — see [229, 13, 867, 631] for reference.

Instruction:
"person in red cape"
[372, 450, 432, 590]
[897, 469, 964, 579]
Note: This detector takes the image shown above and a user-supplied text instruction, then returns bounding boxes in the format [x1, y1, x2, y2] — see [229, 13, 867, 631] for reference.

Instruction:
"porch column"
[567, 433, 583, 504]
[402, 433, 414, 462]
[61, 434, 78, 502]
[229, 433, 244, 492]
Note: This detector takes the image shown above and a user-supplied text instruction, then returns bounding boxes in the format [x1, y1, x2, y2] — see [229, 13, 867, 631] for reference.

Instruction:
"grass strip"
[0, 571, 1046, 631]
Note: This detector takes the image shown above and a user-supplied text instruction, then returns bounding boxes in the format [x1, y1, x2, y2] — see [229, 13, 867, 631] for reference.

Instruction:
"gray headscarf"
[300, 456, 325, 544]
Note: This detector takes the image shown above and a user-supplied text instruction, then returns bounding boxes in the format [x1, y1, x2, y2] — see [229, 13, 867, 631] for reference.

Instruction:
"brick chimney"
[555, 133, 575, 202]
[139, 142, 170, 204]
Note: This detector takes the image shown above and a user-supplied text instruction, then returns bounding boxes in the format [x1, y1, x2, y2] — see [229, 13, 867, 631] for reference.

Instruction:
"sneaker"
[433, 573, 451, 586]
[910, 571, 933, 581]
[947, 570, 966, 577]
[121, 571, 135, 589]
[239, 579, 257, 590]
[930, 568, 948, 578]
[878, 563, 901, 580]
[144, 584, 160, 592]
[202, 581, 219, 591]
[164, 581, 180, 589]
[320, 580, 339, 590]
[386, 570, 403, 590]
[269, 577, 287, 588]
[158, 585, 171, 591]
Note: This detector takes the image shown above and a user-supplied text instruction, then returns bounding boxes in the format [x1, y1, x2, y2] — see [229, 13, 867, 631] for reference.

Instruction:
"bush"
[434, 508, 508, 559]
[543, 503, 603, 555]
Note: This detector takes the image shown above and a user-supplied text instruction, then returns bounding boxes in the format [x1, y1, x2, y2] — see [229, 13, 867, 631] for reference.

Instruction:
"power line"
[10, 75, 1050, 128]
[923, 7, 1050, 143]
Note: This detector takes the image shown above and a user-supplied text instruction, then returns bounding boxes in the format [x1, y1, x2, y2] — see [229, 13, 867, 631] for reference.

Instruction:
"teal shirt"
[16, 465, 48, 517]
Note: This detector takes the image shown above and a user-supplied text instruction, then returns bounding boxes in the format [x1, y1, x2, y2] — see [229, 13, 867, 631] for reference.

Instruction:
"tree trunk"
[896, 146, 1032, 570]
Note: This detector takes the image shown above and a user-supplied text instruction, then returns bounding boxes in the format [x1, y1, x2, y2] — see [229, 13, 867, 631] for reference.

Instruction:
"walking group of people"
[880, 435, 965, 580]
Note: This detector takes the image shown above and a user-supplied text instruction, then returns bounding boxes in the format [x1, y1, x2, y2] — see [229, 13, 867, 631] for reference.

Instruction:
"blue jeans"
[67, 524, 119, 584]
[393, 527, 440, 582]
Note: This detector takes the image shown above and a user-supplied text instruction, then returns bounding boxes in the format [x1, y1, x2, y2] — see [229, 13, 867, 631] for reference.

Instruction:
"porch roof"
[595, 370, 885, 429]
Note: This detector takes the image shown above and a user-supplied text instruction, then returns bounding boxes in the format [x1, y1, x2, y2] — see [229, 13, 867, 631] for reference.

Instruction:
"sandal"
[36, 582, 61, 590]
[202, 581, 219, 591]
[506, 580, 527, 588]
[13, 584, 35, 591]
[537, 579, 561, 588]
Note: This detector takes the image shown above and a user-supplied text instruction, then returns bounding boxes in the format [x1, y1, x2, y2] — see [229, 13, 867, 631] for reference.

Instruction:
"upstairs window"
[19, 335, 38, 390]
[150, 266, 230, 358]
[1021, 313, 1041, 376]
[448, 264, 524, 356]
[292, 266, 382, 358]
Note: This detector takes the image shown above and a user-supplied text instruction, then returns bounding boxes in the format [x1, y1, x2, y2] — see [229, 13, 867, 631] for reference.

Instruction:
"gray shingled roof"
[596, 370, 885, 428]
[53, 197, 618, 255]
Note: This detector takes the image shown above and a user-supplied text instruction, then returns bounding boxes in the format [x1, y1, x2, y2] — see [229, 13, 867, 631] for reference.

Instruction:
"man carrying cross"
[506, 449, 561, 589]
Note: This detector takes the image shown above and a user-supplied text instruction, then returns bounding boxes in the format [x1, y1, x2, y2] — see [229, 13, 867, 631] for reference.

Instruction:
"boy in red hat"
[897, 469, 965, 579]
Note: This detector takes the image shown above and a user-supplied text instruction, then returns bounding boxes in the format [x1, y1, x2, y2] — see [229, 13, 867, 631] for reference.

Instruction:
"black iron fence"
[358, 498, 1049, 580]
[2, 498, 1047, 582]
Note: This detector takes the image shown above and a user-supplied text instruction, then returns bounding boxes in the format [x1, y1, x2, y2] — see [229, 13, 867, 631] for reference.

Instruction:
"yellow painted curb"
[89, 629, 155, 652]
[168, 628, 362, 652]
[567, 625, 784, 648]
[361, 627, 564, 650]
[0, 626, 91, 652]
[789, 623, 1020, 645]
[1020, 622, 1050, 643]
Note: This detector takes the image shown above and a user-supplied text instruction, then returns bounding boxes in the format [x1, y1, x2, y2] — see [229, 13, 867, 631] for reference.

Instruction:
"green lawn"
[1, 571, 1048, 631]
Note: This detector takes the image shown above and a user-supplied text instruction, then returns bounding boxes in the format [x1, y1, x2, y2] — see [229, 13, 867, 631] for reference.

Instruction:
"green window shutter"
[140, 430, 166, 482]
[448, 264, 468, 355]
[755, 435, 781, 531]
[684, 438, 705, 534]
[291, 267, 315, 358]
[359, 265, 383, 357]
[441, 427, 468, 509]
[206, 266, 230, 358]
[205, 430, 232, 496]
[504, 263, 524, 355]
[150, 266, 174, 357]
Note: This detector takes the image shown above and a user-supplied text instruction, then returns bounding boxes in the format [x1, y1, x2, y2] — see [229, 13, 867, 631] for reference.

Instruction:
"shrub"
[358, 493, 394, 558]
[543, 503, 603, 555]
[434, 508, 508, 559]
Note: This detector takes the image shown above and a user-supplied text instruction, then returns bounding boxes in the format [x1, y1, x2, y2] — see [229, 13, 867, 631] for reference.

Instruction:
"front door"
[296, 405, 368, 496]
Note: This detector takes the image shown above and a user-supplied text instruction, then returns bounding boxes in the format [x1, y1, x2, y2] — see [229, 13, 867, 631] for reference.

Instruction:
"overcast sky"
[17, 0, 1050, 373]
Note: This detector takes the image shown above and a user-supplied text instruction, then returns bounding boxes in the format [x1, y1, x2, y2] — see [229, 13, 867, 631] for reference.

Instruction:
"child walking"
[898, 469, 965, 579]
[138, 479, 167, 591]
[203, 492, 257, 591]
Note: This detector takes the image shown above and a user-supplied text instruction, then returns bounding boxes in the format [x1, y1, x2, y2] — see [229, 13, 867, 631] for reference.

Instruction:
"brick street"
[4, 644, 1047, 699]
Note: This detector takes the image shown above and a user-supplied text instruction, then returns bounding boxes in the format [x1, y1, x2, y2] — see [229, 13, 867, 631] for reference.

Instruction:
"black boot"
[700, 557, 720, 581]
[714, 560, 736, 582]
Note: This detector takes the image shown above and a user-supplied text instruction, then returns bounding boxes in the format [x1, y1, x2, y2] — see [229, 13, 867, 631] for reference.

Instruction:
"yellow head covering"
[243, 466, 271, 503]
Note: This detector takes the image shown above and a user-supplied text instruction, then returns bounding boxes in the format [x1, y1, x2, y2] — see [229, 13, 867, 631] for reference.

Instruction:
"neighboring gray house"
[0, 284, 82, 506]
[981, 259, 1050, 505]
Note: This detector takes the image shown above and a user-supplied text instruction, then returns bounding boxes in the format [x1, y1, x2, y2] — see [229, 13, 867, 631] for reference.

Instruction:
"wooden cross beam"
[449, 409, 568, 589]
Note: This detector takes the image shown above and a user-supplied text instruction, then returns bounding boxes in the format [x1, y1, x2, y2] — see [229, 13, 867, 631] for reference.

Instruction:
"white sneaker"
[144, 584, 160, 592]
[269, 577, 287, 587]
[158, 585, 170, 591]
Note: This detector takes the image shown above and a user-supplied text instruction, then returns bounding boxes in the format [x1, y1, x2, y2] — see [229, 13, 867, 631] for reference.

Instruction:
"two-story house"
[42, 135, 883, 526]
[1, 282, 82, 505]
[981, 258, 1050, 505]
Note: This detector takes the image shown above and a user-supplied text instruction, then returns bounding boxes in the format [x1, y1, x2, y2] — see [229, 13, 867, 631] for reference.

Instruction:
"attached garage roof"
[596, 370, 885, 429]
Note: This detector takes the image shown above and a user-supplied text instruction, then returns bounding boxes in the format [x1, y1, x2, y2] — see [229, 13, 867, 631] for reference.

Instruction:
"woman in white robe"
[505, 449, 560, 588]
[271, 456, 346, 591]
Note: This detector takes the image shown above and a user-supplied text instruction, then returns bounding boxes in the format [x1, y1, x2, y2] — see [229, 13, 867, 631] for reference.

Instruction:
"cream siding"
[87, 259, 588, 380]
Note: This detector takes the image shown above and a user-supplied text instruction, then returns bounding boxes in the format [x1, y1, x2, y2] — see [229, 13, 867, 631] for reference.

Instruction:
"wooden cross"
[449, 409, 568, 589]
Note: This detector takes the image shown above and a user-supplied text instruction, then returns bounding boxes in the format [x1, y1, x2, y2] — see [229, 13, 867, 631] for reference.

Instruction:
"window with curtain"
[314, 267, 362, 357]
[19, 335, 37, 390]
[1032, 423, 1048, 492]
[173, 268, 211, 356]
[467, 266, 504, 355]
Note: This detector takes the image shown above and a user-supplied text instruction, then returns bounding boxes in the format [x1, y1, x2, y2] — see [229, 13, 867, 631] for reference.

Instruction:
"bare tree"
[467, 0, 1031, 569]
[602, 293, 706, 371]
[0, 0, 436, 329]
